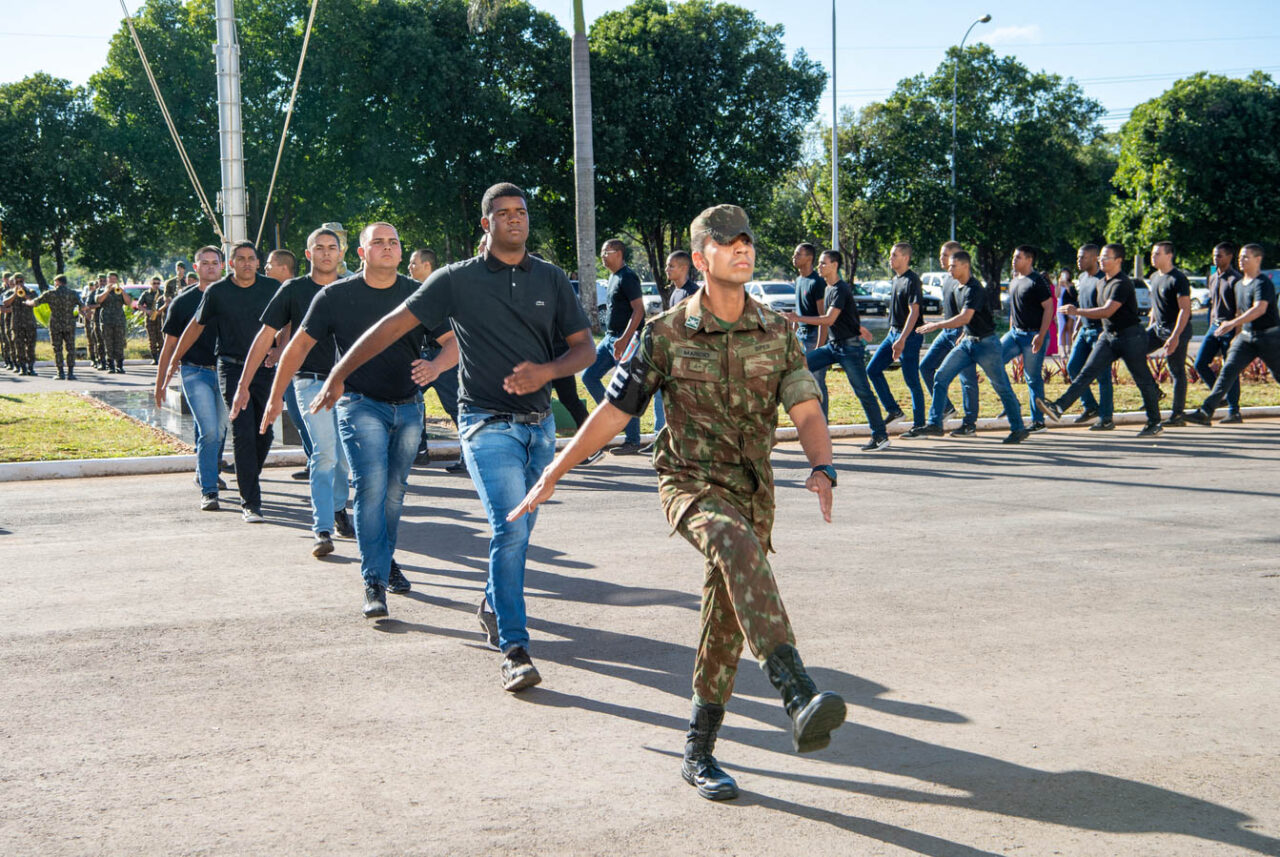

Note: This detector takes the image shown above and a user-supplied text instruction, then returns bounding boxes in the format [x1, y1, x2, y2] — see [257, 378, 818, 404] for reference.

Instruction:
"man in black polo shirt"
[1192, 243, 1243, 423]
[1063, 244, 1114, 430]
[868, 242, 926, 430]
[1186, 244, 1280, 424]
[583, 238, 645, 454]
[917, 241, 978, 436]
[1145, 241, 1195, 426]
[999, 246, 1054, 431]
[792, 243, 827, 409]
[309, 184, 594, 691]
[667, 250, 700, 307]
[165, 241, 281, 521]
[264, 222, 430, 618]
[1038, 244, 1163, 437]
[232, 228, 356, 558]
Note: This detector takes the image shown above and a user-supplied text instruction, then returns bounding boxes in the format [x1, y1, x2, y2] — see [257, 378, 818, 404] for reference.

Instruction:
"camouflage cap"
[690, 204, 754, 252]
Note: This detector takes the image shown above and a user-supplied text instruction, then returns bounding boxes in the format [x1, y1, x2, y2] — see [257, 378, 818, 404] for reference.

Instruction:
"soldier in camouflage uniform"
[27, 274, 84, 379]
[0, 272, 13, 371]
[510, 205, 846, 802]
[2, 273, 39, 375]
[162, 261, 187, 305]
[84, 275, 106, 369]
[136, 276, 165, 363]
[95, 272, 128, 373]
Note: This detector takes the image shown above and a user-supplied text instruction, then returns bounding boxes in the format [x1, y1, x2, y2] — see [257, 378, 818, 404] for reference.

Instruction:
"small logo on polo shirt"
[535, 300, 546, 306]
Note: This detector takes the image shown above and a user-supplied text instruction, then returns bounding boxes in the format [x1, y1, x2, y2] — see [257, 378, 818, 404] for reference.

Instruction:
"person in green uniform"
[508, 204, 847, 802]
[2, 274, 39, 375]
[0, 272, 13, 371]
[27, 274, 84, 379]
[137, 275, 165, 363]
[95, 272, 129, 373]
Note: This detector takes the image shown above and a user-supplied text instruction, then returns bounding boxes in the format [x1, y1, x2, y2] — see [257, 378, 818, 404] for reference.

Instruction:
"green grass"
[35, 335, 153, 362]
[0, 393, 190, 462]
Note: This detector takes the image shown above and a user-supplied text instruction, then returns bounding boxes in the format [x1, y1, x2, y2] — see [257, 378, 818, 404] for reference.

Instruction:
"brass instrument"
[14, 286, 26, 298]
[112, 284, 123, 295]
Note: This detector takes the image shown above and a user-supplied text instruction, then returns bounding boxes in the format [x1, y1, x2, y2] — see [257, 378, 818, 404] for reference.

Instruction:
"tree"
[588, 0, 824, 303]
[1109, 72, 1280, 267]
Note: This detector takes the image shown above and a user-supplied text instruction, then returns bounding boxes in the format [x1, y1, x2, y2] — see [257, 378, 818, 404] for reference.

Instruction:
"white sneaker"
[242, 506, 265, 523]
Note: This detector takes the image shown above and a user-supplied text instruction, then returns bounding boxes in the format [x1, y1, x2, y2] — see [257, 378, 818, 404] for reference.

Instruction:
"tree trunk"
[28, 244, 47, 289]
[641, 226, 669, 308]
[977, 244, 1003, 314]
[570, 15, 598, 331]
[52, 230, 66, 274]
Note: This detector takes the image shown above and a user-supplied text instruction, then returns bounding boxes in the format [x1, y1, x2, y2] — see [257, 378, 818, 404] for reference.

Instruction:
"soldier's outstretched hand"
[805, 471, 833, 523]
[508, 470, 557, 522]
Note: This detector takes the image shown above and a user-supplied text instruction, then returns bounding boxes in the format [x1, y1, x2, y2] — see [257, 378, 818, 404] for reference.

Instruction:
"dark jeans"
[1147, 326, 1193, 416]
[868, 328, 925, 426]
[1199, 329, 1280, 416]
[583, 333, 640, 443]
[1193, 322, 1240, 415]
[920, 328, 978, 426]
[1055, 327, 1161, 423]
[928, 334, 1025, 431]
[552, 375, 590, 429]
[801, 330, 829, 414]
[1066, 327, 1112, 418]
[806, 339, 886, 436]
[219, 360, 275, 509]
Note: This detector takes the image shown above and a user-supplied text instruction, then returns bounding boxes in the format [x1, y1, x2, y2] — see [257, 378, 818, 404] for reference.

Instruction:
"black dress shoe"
[363, 584, 388, 618]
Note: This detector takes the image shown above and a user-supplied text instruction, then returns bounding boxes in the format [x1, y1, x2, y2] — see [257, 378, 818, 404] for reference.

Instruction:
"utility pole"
[830, 0, 839, 250]
[214, 0, 247, 259]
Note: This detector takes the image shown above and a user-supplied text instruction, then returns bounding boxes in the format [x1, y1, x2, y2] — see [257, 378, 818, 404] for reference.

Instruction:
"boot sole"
[682, 767, 740, 801]
[793, 692, 847, 753]
[503, 668, 542, 692]
[312, 542, 334, 558]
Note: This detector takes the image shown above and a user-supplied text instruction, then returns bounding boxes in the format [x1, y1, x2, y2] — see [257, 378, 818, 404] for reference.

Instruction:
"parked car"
[868, 280, 892, 300]
[1132, 277, 1151, 312]
[1188, 276, 1209, 310]
[639, 281, 665, 317]
[747, 280, 797, 314]
[852, 282, 889, 316]
[918, 271, 947, 301]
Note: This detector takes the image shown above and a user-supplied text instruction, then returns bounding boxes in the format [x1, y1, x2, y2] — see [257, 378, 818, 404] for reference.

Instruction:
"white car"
[747, 280, 797, 314]
[1188, 276, 1209, 310]
[1133, 278, 1152, 312]
[918, 271, 947, 301]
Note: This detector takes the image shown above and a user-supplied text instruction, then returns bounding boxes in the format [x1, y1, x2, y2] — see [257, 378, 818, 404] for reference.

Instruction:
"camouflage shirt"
[4, 289, 37, 327]
[137, 288, 162, 318]
[96, 287, 128, 325]
[30, 285, 83, 330]
[606, 289, 820, 549]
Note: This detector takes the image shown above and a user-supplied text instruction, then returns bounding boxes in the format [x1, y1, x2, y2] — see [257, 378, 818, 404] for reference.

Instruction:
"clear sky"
[2, 0, 1277, 133]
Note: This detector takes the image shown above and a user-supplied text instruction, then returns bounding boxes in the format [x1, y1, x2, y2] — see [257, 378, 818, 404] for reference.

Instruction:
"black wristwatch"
[810, 464, 837, 487]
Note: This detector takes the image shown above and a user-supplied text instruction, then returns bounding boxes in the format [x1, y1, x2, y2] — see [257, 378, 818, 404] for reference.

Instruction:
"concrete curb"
[4, 406, 1280, 483]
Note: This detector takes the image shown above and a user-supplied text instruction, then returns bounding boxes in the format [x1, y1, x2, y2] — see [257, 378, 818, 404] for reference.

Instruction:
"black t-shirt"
[301, 274, 425, 401]
[605, 265, 642, 336]
[957, 276, 994, 339]
[1059, 284, 1079, 308]
[194, 275, 280, 361]
[162, 285, 219, 366]
[889, 270, 924, 333]
[1209, 268, 1241, 324]
[261, 276, 337, 377]
[1238, 274, 1279, 334]
[1148, 268, 1191, 333]
[824, 279, 861, 342]
[669, 280, 700, 307]
[795, 271, 825, 337]
[941, 275, 963, 317]
[1100, 274, 1141, 334]
[404, 252, 589, 414]
[1076, 272, 1104, 332]
[1008, 271, 1053, 332]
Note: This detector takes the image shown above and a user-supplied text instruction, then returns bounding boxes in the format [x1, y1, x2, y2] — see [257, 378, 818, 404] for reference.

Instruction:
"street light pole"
[831, 0, 839, 251]
[950, 13, 991, 242]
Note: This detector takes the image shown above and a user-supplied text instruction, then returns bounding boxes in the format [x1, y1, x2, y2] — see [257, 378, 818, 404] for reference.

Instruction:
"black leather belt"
[365, 393, 419, 405]
[460, 407, 551, 425]
[181, 361, 215, 370]
[295, 372, 327, 381]
[218, 355, 244, 365]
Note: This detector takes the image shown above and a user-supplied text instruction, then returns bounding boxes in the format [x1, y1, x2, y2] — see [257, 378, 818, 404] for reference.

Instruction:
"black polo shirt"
[301, 274, 425, 402]
[163, 285, 218, 366]
[1008, 271, 1052, 332]
[889, 269, 924, 334]
[604, 265, 642, 336]
[824, 279, 861, 342]
[795, 271, 825, 337]
[958, 276, 994, 339]
[941, 275, 963, 317]
[1209, 267, 1241, 324]
[404, 251, 589, 414]
[1076, 272, 1104, 332]
[1238, 274, 1279, 335]
[1100, 274, 1141, 335]
[1148, 267, 1191, 334]
[260, 276, 337, 377]
[195, 274, 280, 361]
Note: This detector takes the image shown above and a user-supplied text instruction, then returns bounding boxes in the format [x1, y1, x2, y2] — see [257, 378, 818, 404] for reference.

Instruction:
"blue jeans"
[868, 329, 924, 426]
[1001, 329, 1047, 424]
[806, 339, 886, 436]
[457, 408, 557, 652]
[1067, 327, 1112, 418]
[582, 334, 640, 444]
[336, 393, 423, 587]
[294, 376, 351, 535]
[920, 329, 978, 425]
[928, 335, 1025, 431]
[653, 390, 665, 433]
[180, 364, 227, 494]
[1194, 322, 1240, 415]
[284, 379, 313, 460]
[801, 330, 829, 415]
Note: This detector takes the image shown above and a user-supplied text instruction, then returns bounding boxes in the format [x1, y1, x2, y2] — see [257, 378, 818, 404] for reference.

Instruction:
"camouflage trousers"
[145, 317, 163, 358]
[676, 491, 795, 707]
[101, 322, 126, 363]
[84, 315, 100, 362]
[0, 315, 11, 362]
[11, 323, 37, 365]
[49, 326, 76, 371]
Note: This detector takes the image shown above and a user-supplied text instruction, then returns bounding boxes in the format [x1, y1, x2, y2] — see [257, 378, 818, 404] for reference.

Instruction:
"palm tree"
[469, 0, 598, 327]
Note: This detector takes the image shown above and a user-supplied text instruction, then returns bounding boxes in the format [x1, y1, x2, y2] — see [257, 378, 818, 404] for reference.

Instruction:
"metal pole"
[831, 0, 839, 251]
[215, 0, 247, 257]
[950, 14, 991, 243]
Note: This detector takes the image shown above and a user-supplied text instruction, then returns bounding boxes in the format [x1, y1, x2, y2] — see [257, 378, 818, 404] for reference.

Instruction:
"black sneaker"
[477, 601, 500, 651]
[902, 424, 943, 438]
[1219, 411, 1243, 424]
[387, 560, 411, 594]
[1088, 419, 1115, 431]
[200, 493, 219, 512]
[312, 532, 334, 558]
[883, 408, 906, 423]
[1027, 421, 1047, 433]
[333, 508, 355, 539]
[1001, 429, 1030, 444]
[1073, 408, 1099, 425]
[941, 403, 957, 419]
[1183, 409, 1212, 426]
[1161, 413, 1186, 428]
[949, 424, 977, 438]
[1034, 396, 1063, 422]
[611, 442, 644, 456]
[501, 646, 542, 692]
[217, 477, 228, 490]
[362, 584, 388, 618]
[445, 459, 468, 473]
[859, 435, 891, 451]
[580, 449, 605, 466]
[291, 468, 309, 481]
[1136, 422, 1163, 438]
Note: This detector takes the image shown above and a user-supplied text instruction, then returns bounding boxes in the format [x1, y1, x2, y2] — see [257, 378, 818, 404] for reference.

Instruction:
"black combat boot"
[680, 702, 739, 801]
[762, 643, 847, 753]
[57, 368, 65, 380]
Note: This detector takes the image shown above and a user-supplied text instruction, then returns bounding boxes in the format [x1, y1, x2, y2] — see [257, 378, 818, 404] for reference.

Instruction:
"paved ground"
[2, 421, 1278, 856]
